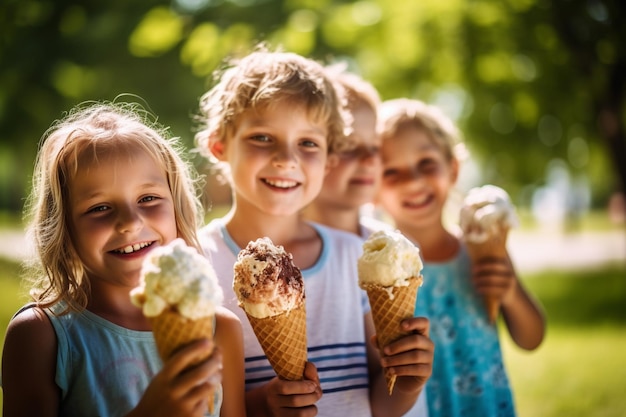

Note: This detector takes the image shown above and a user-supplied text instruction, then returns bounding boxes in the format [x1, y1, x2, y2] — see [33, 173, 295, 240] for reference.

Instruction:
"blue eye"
[139, 196, 158, 203]
[250, 134, 271, 142]
[301, 139, 319, 148]
[87, 205, 109, 214]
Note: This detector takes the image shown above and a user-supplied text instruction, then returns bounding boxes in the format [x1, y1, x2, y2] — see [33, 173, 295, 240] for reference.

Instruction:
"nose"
[272, 144, 297, 170]
[116, 205, 143, 234]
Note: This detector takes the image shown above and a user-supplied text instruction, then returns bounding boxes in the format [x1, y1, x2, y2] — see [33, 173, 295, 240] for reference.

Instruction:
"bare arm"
[2, 307, 60, 417]
[473, 255, 546, 350]
[500, 266, 546, 350]
[215, 309, 246, 417]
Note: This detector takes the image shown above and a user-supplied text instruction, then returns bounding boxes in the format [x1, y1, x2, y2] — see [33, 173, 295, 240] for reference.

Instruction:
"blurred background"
[1, 0, 625, 415]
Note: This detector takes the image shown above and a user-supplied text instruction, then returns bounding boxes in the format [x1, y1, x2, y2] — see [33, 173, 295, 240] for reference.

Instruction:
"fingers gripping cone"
[150, 310, 218, 414]
[365, 276, 422, 394]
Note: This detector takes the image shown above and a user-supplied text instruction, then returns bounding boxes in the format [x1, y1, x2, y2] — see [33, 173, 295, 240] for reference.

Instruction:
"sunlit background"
[1, 0, 625, 415]
[1, 0, 625, 218]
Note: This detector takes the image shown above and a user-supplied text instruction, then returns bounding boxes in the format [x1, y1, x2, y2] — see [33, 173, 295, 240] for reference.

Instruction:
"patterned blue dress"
[414, 245, 516, 417]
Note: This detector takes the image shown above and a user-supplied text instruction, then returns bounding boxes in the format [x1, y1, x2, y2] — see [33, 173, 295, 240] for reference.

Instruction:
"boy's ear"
[450, 157, 460, 184]
[208, 133, 226, 161]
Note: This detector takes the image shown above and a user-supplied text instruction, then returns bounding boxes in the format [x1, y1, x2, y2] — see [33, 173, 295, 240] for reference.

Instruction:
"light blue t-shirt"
[414, 246, 516, 417]
[7, 303, 222, 417]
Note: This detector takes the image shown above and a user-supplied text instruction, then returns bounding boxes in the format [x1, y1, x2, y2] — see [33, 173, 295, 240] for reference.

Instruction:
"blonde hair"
[326, 64, 381, 117]
[378, 98, 465, 162]
[195, 47, 351, 163]
[24, 102, 203, 313]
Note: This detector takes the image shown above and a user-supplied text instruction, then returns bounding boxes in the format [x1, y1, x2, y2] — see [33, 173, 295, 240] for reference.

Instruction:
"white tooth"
[133, 244, 141, 251]
[122, 245, 133, 253]
[268, 179, 296, 188]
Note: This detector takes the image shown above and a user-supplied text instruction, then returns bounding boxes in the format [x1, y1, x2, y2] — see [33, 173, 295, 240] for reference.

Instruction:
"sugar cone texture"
[464, 227, 509, 323]
[150, 309, 216, 414]
[365, 276, 422, 395]
[246, 303, 307, 381]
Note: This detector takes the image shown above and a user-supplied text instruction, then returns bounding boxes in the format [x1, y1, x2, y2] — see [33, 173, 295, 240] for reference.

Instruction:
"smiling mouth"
[111, 241, 154, 254]
[351, 177, 374, 185]
[403, 194, 433, 208]
[262, 178, 300, 189]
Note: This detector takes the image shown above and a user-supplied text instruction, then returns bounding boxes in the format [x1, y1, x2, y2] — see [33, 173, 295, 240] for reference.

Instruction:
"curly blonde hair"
[194, 47, 352, 165]
[378, 98, 466, 162]
[24, 101, 203, 313]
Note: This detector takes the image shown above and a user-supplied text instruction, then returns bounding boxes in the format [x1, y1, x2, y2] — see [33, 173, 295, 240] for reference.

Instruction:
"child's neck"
[396, 222, 460, 263]
[87, 281, 151, 331]
[224, 205, 322, 270]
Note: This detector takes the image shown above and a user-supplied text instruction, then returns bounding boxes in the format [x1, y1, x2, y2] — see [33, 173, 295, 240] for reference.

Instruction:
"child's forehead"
[237, 101, 328, 129]
[67, 138, 160, 172]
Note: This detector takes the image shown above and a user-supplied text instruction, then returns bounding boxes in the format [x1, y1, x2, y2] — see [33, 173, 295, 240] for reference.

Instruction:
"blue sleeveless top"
[413, 247, 516, 417]
[13, 303, 221, 416]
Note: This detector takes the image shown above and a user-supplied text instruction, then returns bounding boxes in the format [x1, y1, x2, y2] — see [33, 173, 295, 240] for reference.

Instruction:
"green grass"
[502, 264, 626, 417]
[1, 256, 625, 415]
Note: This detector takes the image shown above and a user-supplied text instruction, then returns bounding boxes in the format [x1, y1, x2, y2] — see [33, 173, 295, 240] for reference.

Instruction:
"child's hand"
[264, 361, 322, 417]
[471, 256, 517, 306]
[130, 339, 222, 417]
[378, 317, 434, 394]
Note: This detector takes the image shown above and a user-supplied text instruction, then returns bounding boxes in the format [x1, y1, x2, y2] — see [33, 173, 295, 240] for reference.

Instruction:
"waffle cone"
[150, 309, 217, 414]
[364, 276, 422, 395]
[246, 303, 307, 381]
[465, 226, 509, 323]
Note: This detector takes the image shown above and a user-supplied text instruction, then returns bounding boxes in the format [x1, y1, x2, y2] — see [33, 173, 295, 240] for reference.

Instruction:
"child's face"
[215, 101, 331, 216]
[316, 101, 382, 210]
[378, 125, 458, 229]
[67, 145, 178, 286]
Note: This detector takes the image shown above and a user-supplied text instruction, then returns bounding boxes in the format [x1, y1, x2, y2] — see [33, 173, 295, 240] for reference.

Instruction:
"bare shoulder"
[215, 306, 243, 340]
[2, 305, 60, 416]
[4, 305, 56, 349]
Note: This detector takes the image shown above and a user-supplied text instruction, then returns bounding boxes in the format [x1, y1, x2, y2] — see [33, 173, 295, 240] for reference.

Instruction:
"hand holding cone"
[130, 239, 224, 413]
[358, 230, 424, 395]
[460, 185, 519, 323]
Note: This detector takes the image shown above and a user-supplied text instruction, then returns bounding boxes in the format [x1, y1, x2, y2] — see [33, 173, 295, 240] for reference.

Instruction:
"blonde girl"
[1, 102, 245, 417]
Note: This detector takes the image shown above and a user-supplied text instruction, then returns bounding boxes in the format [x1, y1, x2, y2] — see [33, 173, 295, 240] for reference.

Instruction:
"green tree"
[1, 0, 623, 215]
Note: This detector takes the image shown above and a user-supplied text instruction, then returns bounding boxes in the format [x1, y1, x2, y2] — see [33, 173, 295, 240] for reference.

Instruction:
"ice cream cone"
[245, 303, 307, 380]
[131, 239, 224, 415]
[364, 275, 422, 395]
[460, 185, 519, 324]
[150, 309, 217, 414]
[233, 237, 308, 381]
[464, 226, 509, 323]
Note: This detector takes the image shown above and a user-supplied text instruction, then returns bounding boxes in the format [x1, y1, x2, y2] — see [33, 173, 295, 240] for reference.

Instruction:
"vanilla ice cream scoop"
[130, 238, 223, 320]
[460, 185, 519, 244]
[358, 229, 423, 288]
[233, 237, 305, 319]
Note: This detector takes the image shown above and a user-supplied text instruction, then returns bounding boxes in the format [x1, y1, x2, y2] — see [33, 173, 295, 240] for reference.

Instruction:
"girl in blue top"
[1, 102, 246, 417]
[376, 98, 546, 417]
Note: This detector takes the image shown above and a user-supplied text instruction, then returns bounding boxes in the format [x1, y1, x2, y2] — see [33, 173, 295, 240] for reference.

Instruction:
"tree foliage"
[1, 0, 623, 213]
